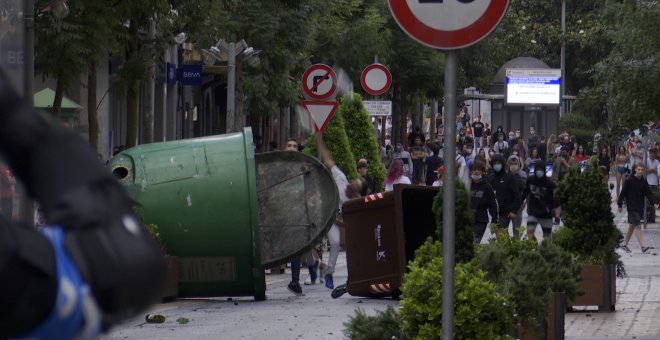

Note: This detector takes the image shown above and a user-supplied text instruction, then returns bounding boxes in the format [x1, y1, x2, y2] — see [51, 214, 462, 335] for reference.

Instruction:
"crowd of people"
[375, 112, 660, 247]
[281, 113, 659, 296]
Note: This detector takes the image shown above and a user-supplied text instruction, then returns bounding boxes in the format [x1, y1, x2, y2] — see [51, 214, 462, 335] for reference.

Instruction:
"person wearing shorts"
[522, 160, 559, 242]
[618, 163, 656, 253]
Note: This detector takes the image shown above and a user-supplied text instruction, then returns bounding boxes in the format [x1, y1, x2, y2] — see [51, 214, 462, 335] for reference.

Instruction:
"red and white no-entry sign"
[301, 64, 337, 100]
[388, 0, 510, 50]
[300, 100, 339, 133]
[361, 63, 392, 96]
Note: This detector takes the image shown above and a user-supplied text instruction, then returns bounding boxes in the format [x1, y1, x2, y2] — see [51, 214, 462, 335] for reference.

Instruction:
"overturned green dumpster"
[108, 128, 338, 300]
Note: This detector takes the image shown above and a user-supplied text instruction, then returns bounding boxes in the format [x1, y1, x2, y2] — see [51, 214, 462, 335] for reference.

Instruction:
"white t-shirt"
[331, 165, 350, 204]
[647, 158, 659, 186]
[384, 176, 411, 192]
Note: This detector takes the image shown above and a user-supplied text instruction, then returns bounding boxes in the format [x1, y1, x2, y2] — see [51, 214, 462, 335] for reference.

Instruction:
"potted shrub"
[554, 159, 624, 312]
[475, 232, 582, 339]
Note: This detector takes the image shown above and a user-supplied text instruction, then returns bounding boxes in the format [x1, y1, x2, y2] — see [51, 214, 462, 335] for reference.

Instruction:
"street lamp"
[202, 38, 260, 133]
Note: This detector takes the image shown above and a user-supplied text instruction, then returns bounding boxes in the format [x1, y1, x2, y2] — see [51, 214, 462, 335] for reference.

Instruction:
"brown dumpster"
[332, 184, 439, 299]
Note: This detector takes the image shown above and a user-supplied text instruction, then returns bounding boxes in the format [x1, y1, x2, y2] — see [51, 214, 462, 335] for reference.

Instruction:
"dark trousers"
[475, 222, 488, 243]
[647, 185, 657, 223]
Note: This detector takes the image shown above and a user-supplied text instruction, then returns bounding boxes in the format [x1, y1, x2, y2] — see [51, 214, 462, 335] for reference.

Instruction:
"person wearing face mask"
[522, 160, 559, 241]
[507, 131, 517, 147]
[488, 154, 521, 239]
[507, 155, 527, 237]
[492, 125, 505, 147]
[469, 160, 498, 243]
[493, 132, 509, 155]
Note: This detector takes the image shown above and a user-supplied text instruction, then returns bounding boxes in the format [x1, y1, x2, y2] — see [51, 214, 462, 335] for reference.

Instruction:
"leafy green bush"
[554, 159, 623, 271]
[343, 306, 407, 340]
[339, 93, 387, 192]
[432, 179, 474, 263]
[303, 104, 358, 180]
[475, 234, 581, 337]
[399, 239, 514, 340]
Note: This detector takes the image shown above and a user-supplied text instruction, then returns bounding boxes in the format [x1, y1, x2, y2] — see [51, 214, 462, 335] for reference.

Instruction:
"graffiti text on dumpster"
[179, 257, 237, 282]
[375, 225, 386, 261]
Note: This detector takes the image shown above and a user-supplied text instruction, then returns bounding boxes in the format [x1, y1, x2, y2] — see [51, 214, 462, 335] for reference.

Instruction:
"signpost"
[388, 0, 509, 50]
[299, 100, 339, 133]
[363, 100, 392, 117]
[300, 64, 339, 133]
[361, 63, 392, 96]
[388, 0, 510, 338]
[301, 64, 338, 100]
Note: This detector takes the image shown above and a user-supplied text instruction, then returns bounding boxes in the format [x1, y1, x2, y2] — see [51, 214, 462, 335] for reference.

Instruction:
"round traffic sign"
[360, 63, 392, 96]
[388, 0, 510, 50]
[301, 64, 337, 100]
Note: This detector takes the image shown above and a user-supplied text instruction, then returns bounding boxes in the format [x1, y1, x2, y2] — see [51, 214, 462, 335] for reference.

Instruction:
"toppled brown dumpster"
[332, 184, 439, 299]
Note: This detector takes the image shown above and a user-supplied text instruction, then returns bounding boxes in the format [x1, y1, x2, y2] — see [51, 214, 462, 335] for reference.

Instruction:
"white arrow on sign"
[300, 100, 339, 133]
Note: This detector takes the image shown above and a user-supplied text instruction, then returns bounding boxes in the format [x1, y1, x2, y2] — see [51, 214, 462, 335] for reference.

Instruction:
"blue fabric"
[22, 226, 94, 340]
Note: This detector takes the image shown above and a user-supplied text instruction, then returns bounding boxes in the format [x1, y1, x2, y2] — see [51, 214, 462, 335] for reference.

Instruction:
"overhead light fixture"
[40, 0, 69, 18]
[242, 47, 262, 68]
[201, 47, 222, 66]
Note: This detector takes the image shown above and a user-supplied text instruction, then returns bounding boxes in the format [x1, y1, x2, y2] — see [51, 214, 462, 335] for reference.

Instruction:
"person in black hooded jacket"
[522, 160, 559, 241]
[617, 163, 656, 253]
[469, 160, 498, 243]
[487, 154, 521, 239]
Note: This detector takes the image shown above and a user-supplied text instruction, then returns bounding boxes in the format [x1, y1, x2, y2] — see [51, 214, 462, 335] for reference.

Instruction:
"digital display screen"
[506, 69, 561, 105]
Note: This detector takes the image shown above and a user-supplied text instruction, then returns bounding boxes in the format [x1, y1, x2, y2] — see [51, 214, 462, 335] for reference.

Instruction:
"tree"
[302, 109, 358, 181]
[338, 93, 386, 192]
[592, 0, 660, 129]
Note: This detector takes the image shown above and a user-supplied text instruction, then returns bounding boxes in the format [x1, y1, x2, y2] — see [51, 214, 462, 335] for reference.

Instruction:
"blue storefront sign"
[178, 64, 203, 86]
[158, 63, 177, 84]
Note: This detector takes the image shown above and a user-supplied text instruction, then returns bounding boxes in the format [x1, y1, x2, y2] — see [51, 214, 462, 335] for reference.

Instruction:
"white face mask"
[493, 164, 503, 172]
[535, 170, 545, 178]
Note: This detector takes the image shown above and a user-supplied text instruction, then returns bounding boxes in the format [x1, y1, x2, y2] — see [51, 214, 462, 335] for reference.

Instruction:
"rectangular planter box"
[161, 256, 179, 302]
[570, 264, 616, 312]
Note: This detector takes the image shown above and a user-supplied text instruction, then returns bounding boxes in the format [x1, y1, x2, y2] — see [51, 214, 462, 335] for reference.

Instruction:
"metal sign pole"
[441, 50, 457, 340]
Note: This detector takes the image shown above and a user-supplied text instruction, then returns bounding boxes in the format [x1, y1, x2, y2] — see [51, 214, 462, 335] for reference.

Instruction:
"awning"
[33, 88, 83, 111]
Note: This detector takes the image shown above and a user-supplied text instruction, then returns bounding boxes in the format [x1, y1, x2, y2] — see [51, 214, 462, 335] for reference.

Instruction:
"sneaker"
[287, 281, 304, 296]
[307, 262, 318, 284]
[621, 245, 632, 253]
[642, 246, 651, 254]
[303, 277, 315, 285]
[324, 274, 334, 289]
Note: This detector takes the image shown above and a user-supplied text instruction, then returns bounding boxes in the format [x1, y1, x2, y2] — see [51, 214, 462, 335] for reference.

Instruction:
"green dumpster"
[109, 128, 337, 300]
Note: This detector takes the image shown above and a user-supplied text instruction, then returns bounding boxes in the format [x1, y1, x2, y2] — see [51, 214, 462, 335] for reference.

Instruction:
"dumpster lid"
[256, 151, 338, 267]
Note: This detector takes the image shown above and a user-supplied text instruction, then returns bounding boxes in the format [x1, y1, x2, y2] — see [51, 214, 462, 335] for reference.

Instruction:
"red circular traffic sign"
[388, 0, 510, 50]
[361, 63, 392, 96]
[301, 64, 337, 100]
